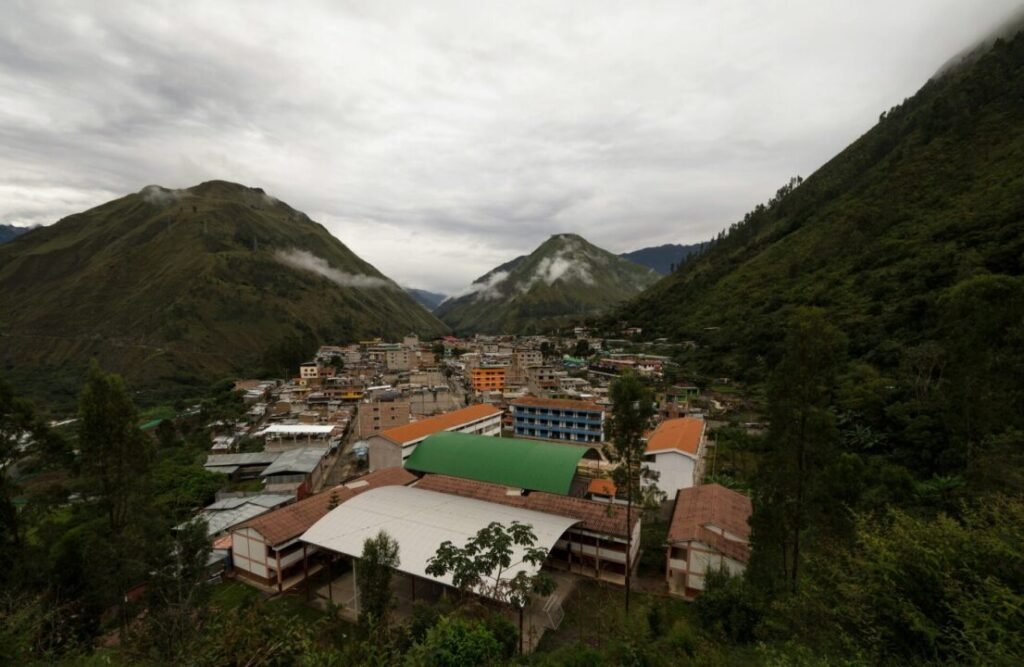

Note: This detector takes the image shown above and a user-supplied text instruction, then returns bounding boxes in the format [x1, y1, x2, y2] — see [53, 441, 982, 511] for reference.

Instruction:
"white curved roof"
[301, 485, 579, 599]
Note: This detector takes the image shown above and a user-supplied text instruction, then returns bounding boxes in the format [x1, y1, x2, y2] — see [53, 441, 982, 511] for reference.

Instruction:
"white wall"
[649, 451, 697, 497]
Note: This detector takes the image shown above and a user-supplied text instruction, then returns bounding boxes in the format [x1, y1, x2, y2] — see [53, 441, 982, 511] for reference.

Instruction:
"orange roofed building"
[366, 403, 503, 471]
[666, 483, 751, 598]
[644, 417, 706, 497]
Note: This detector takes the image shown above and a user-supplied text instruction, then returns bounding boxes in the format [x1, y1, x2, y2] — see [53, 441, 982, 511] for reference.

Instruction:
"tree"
[77, 362, 153, 532]
[405, 616, 502, 667]
[604, 372, 656, 613]
[748, 308, 846, 593]
[357, 530, 400, 629]
[573, 339, 592, 358]
[426, 521, 555, 654]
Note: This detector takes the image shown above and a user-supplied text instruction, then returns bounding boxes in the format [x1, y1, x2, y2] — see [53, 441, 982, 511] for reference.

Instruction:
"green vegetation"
[0, 180, 448, 404]
[436, 233, 659, 334]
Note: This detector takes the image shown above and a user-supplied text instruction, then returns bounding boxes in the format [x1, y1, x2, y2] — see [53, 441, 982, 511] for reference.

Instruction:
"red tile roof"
[667, 484, 752, 563]
[511, 396, 603, 412]
[646, 418, 705, 456]
[236, 468, 417, 546]
[415, 474, 637, 540]
[379, 404, 502, 446]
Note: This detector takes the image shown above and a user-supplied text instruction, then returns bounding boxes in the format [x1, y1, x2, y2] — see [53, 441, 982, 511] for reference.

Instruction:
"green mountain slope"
[619, 32, 1024, 379]
[620, 242, 708, 275]
[436, 234, 658, 334]
[0, 181, 448, 395]
[404, 287, 448, 312]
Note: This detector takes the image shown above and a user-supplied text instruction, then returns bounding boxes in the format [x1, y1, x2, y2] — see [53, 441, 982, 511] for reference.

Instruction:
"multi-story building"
[357, 400, 411, 437]
[471, 366, 506, 393]
[510, 396, 604, 443]
[527, 366, 560, 392]
[385, 348, 413, 371]
[644, 417, 706, 497]
[366, 403, 503, 471]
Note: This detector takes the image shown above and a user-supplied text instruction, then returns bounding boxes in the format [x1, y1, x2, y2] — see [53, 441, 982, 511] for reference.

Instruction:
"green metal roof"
[404, 431, 597, 495]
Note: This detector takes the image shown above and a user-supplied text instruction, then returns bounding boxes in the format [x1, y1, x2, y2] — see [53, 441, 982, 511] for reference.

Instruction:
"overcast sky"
[2, 1, 1021, 293]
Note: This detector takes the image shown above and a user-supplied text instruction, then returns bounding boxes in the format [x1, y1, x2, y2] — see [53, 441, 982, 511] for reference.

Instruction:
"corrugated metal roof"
[261, 446, 329, 476]
[404, 431, 597, 495]
[258, 424, 337, 436]
[301, 485, 579, 599]
[205, 452, 280, 467]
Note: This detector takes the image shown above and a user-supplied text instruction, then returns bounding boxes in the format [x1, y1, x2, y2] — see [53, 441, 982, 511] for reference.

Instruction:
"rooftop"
[668, 484, 752, 563]
[645, 418, 705, 457]
[510, 396, 603, 412]
[236, 467, 417, 546]
[257, 424, 337, 436]
[378, 403, 502, 446]
[404, 431, 599, 496]
[301, 485, 579, 600]
[260, 446, 330, 477]
[415, 474, 637, 539]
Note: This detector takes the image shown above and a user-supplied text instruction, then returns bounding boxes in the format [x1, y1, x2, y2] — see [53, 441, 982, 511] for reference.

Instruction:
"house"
[510, 396, 604, 444]
[644, 417, 706, 497]
[666, 484, 752, 599]
[190, 493, 294, 537]
[260, 446, 331, 496]
[366, 403, 502, 471]
[258, 424, 340, 452]
[204, 451, 281, 481]
[357, 400, 411, 437]
[230, 467, 417, 592]
[471, 366, 506, 393]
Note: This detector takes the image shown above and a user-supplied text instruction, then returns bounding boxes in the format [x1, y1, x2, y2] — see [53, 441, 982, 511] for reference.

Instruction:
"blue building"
[511, 396, 604, 444]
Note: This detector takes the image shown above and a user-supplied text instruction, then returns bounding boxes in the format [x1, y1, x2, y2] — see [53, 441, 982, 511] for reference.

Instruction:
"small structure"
[260, 446, 331, 496]
[644, 417, 706, 496]
[404, 431, 600, 496]
[665, 484, 752, 599]
[257, 424, 339, 452]
[190, 493, 294, 537]
[230, 468, 417, 592]
[204, 451, 280, 481]
[366, 403, 502, 471]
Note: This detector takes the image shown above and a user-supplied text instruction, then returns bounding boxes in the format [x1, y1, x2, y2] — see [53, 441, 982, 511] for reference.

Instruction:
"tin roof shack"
[666, 484, 752, 599]
[260, 446, 331, 496]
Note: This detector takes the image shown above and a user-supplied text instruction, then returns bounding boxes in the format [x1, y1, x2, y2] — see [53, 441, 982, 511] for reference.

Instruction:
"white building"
[643, 417, 706, 498]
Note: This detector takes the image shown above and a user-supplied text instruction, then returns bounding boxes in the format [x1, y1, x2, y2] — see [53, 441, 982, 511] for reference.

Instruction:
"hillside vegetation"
[621, 32, 1024, 381]
[437, 233, 658, 334]
[0, 181, 447, 400]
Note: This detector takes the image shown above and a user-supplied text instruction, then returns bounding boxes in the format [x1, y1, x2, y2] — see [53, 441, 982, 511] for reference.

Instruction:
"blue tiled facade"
[512, 401, 604, 443]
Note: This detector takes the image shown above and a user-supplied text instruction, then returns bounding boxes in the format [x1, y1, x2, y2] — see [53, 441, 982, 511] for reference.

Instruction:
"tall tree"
[748, 308, 846, 593]
[77, 362, 153, 532]
[604, 372, 656, 613]
[356, 530, 400, 630]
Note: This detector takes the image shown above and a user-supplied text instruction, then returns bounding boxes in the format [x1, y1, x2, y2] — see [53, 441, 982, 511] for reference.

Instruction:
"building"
[471, 366, 506, 393]
[231, 468, 417, 592]
[403, 431, 601, 496]
[666, 484, 751, 598]
[510, 396, 604, 443]
[644, 417, 706, 497]
[526, 366, 560, 392]
[258, 424, 340, 452]
[366, 403, 502, 471]
[189, 493, 294, 538]
[385, 348, 413, 371]
[416, 474, 641, 584]
[357, 400, 411, 437]
[299, 362, 320, 381]
[204, 452, 281, 481]
[260, 446, 332, 496]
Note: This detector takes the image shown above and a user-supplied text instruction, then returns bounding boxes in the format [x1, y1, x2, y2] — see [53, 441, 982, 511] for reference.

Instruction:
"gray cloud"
[1, 1, 1021, 293]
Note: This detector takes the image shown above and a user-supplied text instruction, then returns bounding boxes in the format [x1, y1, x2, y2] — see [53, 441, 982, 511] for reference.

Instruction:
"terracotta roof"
[236, 468, 417, 546]
[646, 418, 705, 456]
[511, 396, 603, 412]
[587, 478, 617, 497]
[379, 404, 503, 446]
[667, 484, 752, 564]
[415, 474, 637, 540]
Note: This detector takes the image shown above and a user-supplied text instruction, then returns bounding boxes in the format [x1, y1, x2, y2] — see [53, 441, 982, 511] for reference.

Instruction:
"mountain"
[436, 233, 658, 334]
[619, 30, 1024, 379]
[0, 181, 448, 398]
[620, 242, 708, 275]
[404, 287, 448, 312]
[0, 224, 37, 244]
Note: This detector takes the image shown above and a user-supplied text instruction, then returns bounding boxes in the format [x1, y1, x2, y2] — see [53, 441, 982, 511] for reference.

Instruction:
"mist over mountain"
[436, 233, 658, 334]
[0, 180, 447, 399]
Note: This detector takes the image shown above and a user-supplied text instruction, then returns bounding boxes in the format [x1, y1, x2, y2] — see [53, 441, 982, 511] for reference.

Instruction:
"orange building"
[471, 366, 506, 392]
